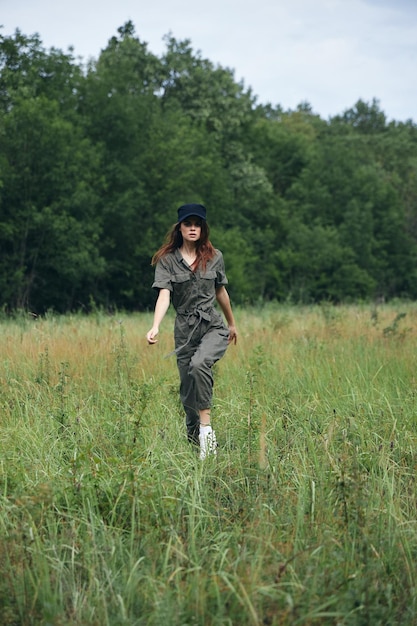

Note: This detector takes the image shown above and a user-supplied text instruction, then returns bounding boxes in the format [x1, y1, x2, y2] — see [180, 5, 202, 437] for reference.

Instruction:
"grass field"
[1, 303, 417, 625]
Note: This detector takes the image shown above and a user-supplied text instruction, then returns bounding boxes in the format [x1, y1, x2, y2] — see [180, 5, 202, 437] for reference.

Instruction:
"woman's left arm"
[216, 286, 238, 344]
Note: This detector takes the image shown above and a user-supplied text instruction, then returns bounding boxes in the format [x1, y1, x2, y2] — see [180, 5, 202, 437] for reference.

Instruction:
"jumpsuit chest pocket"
[198, 270, 217, 297]
[172, 272, 191, 284]
[171, 272, 191, 294]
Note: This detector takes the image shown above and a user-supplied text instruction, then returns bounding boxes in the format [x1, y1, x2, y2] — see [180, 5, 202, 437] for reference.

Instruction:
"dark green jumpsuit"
[152, 248, 230, 444]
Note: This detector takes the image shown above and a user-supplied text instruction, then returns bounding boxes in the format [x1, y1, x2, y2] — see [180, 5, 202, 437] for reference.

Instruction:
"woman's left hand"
[228, 326, 238, 345]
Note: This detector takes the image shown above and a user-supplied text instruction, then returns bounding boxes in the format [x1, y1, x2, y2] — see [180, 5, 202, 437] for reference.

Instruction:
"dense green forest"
[1, 22, 416, 313]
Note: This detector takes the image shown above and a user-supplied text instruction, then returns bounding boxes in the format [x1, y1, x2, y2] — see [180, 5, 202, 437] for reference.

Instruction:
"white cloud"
[1, 0, 416, 121]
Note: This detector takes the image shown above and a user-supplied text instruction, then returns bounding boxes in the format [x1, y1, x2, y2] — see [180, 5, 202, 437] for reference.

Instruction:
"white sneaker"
[199, 426, 217, 460]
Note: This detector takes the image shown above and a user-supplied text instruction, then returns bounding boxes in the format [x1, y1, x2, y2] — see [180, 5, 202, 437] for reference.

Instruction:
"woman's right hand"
[146, 289, 170, 345]
[146, 327, 159, 344]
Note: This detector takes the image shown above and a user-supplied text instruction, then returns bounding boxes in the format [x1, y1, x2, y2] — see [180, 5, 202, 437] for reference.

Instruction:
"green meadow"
[1, 304, 417, 625]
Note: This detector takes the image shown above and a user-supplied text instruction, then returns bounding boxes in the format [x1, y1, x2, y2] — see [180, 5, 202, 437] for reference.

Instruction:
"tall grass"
[1, 303, 417, 625]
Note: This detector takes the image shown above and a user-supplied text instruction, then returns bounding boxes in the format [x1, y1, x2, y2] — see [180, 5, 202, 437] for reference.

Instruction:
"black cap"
[177, 203, 206, 223]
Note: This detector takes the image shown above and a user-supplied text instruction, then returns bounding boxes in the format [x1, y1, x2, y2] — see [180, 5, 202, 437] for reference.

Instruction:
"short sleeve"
[215, 250, 228, 288]
[152, 258, 173, 291]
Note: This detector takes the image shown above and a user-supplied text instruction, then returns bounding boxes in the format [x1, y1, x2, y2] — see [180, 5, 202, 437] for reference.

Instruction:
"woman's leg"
[190, 327, 228, 458]
[177, 356, 200, 445]
[188, 326, 228, 410]
[177, 323, 228, 455]
[199, 408, 211, 425]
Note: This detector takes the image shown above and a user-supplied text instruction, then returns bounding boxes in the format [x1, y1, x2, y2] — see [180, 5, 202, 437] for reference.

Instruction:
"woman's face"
[180, 217, 202, 244]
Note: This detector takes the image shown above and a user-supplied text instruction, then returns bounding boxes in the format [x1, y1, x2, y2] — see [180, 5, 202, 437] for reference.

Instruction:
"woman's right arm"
[146, 288, 171, 344]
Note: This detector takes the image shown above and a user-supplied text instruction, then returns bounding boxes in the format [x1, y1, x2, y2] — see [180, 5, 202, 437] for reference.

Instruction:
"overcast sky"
[1, 0, 416, 122]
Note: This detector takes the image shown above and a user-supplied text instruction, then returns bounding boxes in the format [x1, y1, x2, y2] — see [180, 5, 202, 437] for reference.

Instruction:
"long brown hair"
[151, 221, 215, 272]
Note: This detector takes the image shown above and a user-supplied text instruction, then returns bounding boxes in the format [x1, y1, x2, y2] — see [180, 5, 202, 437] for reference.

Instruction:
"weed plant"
[1, 304, 417, 625]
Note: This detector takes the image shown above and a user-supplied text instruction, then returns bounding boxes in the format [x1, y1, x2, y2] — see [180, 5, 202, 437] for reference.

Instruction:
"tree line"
[1, 22, 416, 313]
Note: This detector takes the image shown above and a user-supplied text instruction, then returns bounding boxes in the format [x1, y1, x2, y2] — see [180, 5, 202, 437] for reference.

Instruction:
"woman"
[146, 203, 237, 459]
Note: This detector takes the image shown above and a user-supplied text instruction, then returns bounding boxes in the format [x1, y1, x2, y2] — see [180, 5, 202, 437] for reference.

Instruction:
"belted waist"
[165, 306, 215, 358]
[176, 305, 214, 325]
